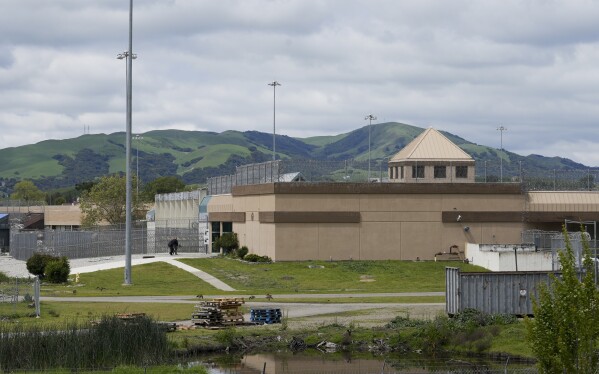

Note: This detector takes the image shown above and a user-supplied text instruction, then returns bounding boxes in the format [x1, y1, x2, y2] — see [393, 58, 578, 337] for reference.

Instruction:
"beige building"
[206, 129, 599, 261]
[388, 128, 475, 183]
[0, 204, 82, 230]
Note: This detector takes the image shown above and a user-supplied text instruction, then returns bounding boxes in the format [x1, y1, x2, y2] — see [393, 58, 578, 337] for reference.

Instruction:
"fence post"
[34, 276, 40, 318]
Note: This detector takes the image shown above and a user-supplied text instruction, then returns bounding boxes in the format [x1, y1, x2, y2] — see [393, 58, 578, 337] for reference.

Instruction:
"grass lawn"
[38, 258, 483, 297]
[41, 262, 221, 297]
[178, 258, 485, 294]
[0, 301, 196, 327]
[489, 322, 532, 357]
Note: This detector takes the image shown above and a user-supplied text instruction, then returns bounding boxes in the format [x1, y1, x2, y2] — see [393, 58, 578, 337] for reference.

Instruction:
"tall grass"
[0, 315, 171, 371]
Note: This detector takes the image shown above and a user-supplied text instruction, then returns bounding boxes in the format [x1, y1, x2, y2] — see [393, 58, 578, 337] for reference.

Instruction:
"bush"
[214, 233, 239, 254]
[44, 257, 70, 283]
[26, 253, 58, 278]
[244, 254, 272, 263]
[0, 271, 9, 283]
[236, 246, 249, 259]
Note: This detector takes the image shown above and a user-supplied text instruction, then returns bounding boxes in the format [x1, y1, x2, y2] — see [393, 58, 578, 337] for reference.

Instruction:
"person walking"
[168, 237, 179, 255]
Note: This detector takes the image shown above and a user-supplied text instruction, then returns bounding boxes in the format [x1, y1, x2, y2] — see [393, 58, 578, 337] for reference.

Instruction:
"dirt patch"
[285, 304, 445, 329]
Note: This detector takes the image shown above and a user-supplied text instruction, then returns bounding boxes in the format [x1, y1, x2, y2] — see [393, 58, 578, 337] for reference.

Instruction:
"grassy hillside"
[0, 123, 591, 194]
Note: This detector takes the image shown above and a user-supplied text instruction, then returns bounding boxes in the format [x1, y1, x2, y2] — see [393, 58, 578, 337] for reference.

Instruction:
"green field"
[178, 258, 484, 294]
[38, 258, 484, 297]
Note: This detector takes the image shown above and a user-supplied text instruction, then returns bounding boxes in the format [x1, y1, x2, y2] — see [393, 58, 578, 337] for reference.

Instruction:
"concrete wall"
[466, 243, 554, 271]
[207, 183, 532, 261]
[44, 205, 82, 227]
[154, 190, 205, 226]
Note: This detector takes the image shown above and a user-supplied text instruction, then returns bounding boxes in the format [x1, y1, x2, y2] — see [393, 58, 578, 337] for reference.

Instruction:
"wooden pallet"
[191, 298, 246, 326]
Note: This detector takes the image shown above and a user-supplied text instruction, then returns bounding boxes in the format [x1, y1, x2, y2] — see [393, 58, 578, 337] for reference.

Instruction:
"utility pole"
[268, 81, 281, 161]
[116, 0, 135, 285]
[497, 126, 507, 182]
[134, 134, 143, 196]
[365, 114, 377, 181]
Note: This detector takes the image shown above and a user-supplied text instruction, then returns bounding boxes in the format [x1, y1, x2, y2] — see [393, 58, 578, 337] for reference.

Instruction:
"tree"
[141, 176, 187, 202]
[11, 180, 45, 203]
[79, 174, 142, 226]
[526, 226, 599, 373]
[26, 253, 70, 283]
[26, 253, 56, 278]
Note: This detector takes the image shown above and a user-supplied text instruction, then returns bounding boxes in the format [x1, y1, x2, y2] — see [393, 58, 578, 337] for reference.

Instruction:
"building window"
[412, 165, 424, 179]
[400, 166, 404, 179]
[211, 221, 221, 253]
[456, 166, 468, 178]
[434, 166, 446, 178]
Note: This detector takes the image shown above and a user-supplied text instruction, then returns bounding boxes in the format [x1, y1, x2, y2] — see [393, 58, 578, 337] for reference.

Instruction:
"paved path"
[162, 259, 236, 291]
[0, 253, 236, 291]
[40, 296, 445, 319]
[41, 292, 443, 303]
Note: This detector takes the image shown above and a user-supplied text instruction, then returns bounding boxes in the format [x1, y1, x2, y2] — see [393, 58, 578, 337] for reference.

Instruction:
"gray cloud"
[1, 0, 599, 166]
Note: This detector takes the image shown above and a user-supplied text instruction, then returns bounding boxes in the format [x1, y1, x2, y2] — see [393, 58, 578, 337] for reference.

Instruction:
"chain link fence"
[0, 277, 35, 318]
[206, 159, 599, 195]
[9, 219, 205, 261]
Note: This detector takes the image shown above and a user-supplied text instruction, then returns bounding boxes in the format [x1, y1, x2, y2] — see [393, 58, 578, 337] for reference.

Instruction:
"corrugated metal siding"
[446, 268, 554, 316]
[445, 267, 460, 315]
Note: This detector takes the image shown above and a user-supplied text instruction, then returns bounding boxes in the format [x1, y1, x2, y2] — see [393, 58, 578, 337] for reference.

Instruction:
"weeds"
[214, 327, 239, 347]
[385, 309, 518, 355]
[0, 315, 171, 371]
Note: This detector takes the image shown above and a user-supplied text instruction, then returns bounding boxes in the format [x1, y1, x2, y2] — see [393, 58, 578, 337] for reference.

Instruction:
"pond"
[192, 351, 537, 373]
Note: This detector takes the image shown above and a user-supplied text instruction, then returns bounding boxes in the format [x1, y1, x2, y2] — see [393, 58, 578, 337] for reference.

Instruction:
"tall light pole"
[268, 81, 281, 161]
[497, 126, 507, 183]
[365, 114, 377, 181]
[116, 0, 134, 286]
[133, 134, 143, 195]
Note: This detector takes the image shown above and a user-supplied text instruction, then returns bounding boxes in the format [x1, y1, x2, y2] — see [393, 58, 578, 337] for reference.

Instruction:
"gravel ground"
[281, 303, 445, 329]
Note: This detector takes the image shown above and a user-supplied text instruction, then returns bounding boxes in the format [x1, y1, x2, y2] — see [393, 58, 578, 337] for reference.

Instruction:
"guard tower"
[388, 128, 475, 183]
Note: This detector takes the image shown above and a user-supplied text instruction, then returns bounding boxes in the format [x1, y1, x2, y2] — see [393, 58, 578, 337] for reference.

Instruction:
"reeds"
[0, 315, 171, 371]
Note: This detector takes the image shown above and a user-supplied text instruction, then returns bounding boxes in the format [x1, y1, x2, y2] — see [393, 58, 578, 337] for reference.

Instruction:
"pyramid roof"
[390, 128, 473, 162]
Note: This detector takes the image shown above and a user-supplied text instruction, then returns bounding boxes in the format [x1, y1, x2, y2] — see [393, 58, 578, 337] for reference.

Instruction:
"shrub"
[0, 271, 9, 283]
[244, 254, 272, 263]
[454, 308, 516, 328]
[214, 233, 239, 254]
[236, 246, 249, 259]
[26, 253, 57, 278]
[386, 315, 427, 329]
[44, 257, 70, 283]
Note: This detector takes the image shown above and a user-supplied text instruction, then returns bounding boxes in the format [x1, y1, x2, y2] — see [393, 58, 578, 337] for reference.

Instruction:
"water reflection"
[199, 351, 536, 373]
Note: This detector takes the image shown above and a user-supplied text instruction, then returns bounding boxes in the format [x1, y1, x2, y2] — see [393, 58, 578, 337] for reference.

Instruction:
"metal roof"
[390, 128, 473, 162]
[528, 191, 599, 211]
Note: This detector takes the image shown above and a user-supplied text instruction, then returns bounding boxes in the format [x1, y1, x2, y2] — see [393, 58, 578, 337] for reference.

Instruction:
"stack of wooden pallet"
[191, 298, 245, 326]
[250, 308, 282, 324]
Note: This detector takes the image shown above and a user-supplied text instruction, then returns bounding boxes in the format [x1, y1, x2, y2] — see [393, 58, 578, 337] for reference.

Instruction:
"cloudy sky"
[2, 0, 599, 165]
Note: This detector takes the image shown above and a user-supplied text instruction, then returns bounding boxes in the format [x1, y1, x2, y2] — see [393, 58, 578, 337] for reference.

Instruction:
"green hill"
[0, 123, 591, 194]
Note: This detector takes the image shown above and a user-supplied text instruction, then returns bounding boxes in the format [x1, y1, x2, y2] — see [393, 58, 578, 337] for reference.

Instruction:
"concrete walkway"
[0, 253, 236, 291]
[162, 258, 236, 291]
